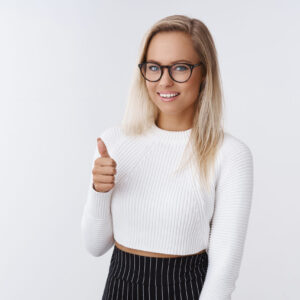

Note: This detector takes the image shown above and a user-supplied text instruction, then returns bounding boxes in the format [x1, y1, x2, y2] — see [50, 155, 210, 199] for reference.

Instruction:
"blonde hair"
[121, 14, 225, 195]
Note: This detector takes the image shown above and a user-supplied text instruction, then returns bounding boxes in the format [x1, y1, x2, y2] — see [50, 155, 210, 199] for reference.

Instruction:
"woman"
[81, 14, 254, 300]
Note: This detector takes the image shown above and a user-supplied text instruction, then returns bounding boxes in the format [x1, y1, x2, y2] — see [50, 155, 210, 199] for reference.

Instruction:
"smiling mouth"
[157, 92, 180, 102]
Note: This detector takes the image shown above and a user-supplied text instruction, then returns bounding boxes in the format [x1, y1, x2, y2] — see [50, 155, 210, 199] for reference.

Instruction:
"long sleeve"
[81, 127, 120, 257]
[199, 139, 254, 300]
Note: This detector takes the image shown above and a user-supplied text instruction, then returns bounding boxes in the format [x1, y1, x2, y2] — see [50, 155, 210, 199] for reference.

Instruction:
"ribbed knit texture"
[81, 122, 254, 300]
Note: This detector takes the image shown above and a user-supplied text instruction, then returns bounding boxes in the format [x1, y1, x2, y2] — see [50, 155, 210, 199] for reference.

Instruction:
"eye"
[147, 64, 160, 72]
[173, 64, 188, 71]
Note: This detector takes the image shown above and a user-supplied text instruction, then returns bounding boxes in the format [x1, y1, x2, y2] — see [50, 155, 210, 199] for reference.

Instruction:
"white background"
[0, 0, 299, 299]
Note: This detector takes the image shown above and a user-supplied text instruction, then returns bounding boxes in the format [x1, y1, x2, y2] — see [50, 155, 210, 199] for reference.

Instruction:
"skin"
[115, 31, 206, 258]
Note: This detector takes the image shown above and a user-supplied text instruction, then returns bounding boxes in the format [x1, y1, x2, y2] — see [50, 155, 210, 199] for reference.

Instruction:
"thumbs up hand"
[92, 137, 117, 193]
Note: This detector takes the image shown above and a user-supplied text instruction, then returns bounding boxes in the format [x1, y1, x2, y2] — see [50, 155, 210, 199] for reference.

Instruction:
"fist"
[92, 137, 117, 193]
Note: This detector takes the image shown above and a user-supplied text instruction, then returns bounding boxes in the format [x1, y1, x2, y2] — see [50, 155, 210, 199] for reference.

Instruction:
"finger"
[94, 157, 117, 167]
[92, 165, 117, 176]
[93, 173, 115, 184]
[97, 137, 110, 158]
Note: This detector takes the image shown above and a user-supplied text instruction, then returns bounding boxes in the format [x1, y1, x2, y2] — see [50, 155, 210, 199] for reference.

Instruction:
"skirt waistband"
[108, 245, 208, 287]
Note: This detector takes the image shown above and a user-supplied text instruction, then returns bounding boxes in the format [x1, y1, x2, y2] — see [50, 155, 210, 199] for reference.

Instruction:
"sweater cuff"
[84, 184, 113, 219]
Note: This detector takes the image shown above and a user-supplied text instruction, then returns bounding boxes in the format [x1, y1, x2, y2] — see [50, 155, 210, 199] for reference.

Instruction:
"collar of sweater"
[147, 122, 192, 143]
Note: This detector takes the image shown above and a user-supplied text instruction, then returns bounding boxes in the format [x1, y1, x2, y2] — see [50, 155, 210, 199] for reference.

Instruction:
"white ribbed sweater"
[81, 122, 254, 300]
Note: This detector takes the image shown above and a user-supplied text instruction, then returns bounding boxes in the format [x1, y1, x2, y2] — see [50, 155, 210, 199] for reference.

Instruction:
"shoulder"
[212, 131, 255, 207]
[91, 125, 124, 162]
[213, 132, 254, 190]
[219, 131, 253, 162]
[214, 131, 253, 180]
[98, 124, 124, 146]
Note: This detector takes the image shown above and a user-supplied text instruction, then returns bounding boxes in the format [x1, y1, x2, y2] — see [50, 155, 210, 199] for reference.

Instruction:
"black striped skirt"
[102, 244, 208, 300]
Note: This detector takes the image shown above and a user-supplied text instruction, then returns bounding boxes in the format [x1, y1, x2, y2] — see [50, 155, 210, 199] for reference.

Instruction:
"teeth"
[159, 93, 179, 98]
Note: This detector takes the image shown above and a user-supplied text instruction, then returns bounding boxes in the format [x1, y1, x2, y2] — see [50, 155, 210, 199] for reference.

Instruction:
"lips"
[157, 92, 180, 102]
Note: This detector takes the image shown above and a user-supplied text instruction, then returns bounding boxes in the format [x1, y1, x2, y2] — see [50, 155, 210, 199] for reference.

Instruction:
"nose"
[159, 67, 174, 86]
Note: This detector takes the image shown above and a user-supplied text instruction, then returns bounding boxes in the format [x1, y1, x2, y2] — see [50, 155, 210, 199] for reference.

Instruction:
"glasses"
[138, 61, 203, 83]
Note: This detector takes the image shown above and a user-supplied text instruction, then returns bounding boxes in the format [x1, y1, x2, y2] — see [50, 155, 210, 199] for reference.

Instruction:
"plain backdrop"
[0, 0, 299, 299]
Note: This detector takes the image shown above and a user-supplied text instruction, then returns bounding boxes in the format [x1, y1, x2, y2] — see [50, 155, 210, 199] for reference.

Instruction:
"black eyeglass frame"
[138, 61, 203, 83]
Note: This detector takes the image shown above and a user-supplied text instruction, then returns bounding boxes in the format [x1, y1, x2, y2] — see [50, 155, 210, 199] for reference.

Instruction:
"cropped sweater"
[81, 122, 254, 300]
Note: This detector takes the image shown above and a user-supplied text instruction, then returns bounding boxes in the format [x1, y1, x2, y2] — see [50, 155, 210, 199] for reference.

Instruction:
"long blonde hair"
[121, 14, 225, 194]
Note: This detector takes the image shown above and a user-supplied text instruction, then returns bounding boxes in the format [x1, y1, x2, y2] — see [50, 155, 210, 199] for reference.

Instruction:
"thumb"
[97, 137, 110, 158]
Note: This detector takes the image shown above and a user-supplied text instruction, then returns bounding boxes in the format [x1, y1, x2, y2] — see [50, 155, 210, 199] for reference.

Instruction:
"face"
[144, 31, 204, 127]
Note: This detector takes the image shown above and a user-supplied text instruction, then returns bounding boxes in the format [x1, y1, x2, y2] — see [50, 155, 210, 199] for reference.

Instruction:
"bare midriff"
[114, 240, 206, 258]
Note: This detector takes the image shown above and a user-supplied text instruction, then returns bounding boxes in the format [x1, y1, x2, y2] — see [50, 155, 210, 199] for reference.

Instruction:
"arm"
[80, 135, 116, 257]
[199, 139, 254, 300]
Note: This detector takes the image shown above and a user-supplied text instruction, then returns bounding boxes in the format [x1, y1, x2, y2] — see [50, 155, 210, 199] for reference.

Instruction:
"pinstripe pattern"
[102, 245, 208, 300]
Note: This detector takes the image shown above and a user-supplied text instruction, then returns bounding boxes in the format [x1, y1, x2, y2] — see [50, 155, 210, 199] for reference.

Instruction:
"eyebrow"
[146, 59, 193, 64]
